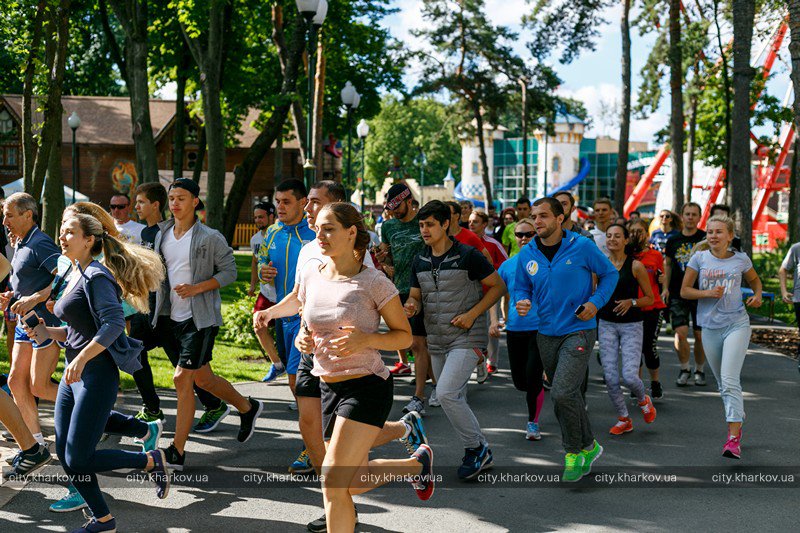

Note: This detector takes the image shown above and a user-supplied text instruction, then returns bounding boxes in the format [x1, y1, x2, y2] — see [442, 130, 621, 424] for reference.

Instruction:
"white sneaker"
[428, 389, 440, 407]
[476, 362, 488, 384]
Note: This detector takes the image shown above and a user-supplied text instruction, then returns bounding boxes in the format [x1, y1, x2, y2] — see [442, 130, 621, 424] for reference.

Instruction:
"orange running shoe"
[638, 395, 657, 424]
[609, 417, 633, 435]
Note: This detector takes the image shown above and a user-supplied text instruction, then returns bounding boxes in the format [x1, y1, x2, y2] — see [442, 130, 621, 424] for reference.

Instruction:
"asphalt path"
[1, 329, 798, 532]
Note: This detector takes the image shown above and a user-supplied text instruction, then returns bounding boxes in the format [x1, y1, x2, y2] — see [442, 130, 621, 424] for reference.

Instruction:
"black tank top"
[598, 255, 642, 323]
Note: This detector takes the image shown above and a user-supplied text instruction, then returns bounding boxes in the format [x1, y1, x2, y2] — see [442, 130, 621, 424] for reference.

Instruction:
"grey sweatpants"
[537, 330, 596, 454]
[598, 319, 646, 418]
[430, 347, 488, 449]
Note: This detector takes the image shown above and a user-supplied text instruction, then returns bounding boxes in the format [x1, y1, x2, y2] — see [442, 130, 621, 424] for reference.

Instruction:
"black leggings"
[641, 309, 663, 370]
[507, 330, 544, 422]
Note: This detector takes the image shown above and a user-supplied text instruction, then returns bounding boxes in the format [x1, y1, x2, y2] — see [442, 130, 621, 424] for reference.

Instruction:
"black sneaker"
[676, 369, 692, 387]
[147, 449, 170, 499]
[1, 430, 15, 443]
[5, 449, 22, 466]
[694, 371, 706, 386]
[307, 506, 359, 532]
[162, 444, 185, 472]
[237, 397, 263, 443]
[10, 444, 52, 477]
[650, 381, 664, 400]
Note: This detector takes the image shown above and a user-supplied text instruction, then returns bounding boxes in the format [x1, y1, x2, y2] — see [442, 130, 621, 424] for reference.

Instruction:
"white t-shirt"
[250, 230, 277, 302]
[295, 239, 375, 287]
[115, 219, 145, 245]
[162, 225, 194, 322]
[590, 228, 609, 257]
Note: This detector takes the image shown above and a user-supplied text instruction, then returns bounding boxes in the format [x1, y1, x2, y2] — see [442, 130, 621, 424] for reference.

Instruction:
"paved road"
[1, 330, 799, 532]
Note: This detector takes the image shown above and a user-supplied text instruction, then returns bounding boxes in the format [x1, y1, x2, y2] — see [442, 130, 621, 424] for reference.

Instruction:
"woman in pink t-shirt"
[297, 203, 434, 530]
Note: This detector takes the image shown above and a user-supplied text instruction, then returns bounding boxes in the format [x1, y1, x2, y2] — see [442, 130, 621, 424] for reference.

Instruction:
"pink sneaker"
[722, 431, 741, 459]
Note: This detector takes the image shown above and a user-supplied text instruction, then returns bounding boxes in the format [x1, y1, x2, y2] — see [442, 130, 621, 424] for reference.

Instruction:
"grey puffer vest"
[413, 241, 487, 355]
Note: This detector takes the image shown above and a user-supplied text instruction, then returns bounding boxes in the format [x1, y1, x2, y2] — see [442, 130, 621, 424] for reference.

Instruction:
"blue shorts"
[14, 324, 54, 349]
[281, 317, 302, 375]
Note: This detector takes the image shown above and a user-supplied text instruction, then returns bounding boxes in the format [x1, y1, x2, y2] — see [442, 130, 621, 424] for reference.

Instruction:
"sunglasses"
[515, 231, 535, 238]
[659, 214, 671, 218]
[110, 204, 128, 210]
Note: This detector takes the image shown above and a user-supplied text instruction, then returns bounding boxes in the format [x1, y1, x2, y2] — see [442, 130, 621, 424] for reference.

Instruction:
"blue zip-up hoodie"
[498, 255, 539, 332]
[514, 232, 618, 336]
[258, 217, 315, 309]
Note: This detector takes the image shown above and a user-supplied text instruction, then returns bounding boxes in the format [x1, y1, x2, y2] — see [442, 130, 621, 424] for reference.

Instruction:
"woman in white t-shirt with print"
[296, 202, 434, 532]
[680, 216, 762, 460]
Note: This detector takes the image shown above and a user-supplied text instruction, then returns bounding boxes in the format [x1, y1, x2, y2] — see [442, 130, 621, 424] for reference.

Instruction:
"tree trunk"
[273, 134, 284, 183]
[668, 0, 684, 210]
[615, 0, 632, 213]
[192, 126, 206, 183]
[222, 18, 306, 242]
[313, 37, 326, 175]
[42, 126, 65, 239]
[108, 0, 159, 184]
[789, 0, 800, 244]
[22, 2, 46, 191]
[173, 41, 191, 180]
[30, 0, 70, 201]
[686, 94, 698, 202]
[272, 5, 307, 161]
[713, 0, 733, 192]
[182, 0, 228, 231]
[730, 0, 755, 255]
[472, 98, 493, 208]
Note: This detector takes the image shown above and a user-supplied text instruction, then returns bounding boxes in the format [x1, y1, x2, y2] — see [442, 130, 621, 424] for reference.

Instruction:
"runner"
[459, 200, 473, 229]
[596, 224, 657, 436]
[0, 388, 51, 476]
[502, 198, 531, 257]
[589, 198, 613, 256]
[514, 197, 617, 482]
[552, 191, 594, 240]
[629, 219, 667, 400]
[496, 218, 545, 440]
[247, 201, 286, 383]
[24, 212, 169, 533]
[1, 193, 61, 448]
[255, 183, 428, 532]
[405, 200, 505, 480]
[663, 202, 707, 386]
[109, 193, 144, 245]
[469, 210, 508, 373]
[708, 204, 742, 251]
[296, 202, 433, 532]
[153, 178, 263, 470]
[377, 184, 431, 414]
[680, 215, 762, 459]
[779, 239, 800, 369]
[649, 209, 680, 253]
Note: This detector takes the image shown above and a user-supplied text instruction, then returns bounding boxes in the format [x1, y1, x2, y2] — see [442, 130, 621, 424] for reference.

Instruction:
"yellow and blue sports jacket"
[257, 218, 315, 311]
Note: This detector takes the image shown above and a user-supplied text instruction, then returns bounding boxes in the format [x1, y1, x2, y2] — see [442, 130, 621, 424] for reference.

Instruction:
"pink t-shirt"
[298, 265, 398, 379]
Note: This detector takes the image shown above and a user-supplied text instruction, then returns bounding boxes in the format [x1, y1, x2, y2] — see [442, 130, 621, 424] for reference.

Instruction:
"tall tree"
[414, 0, 531, 208]
[789, 0, 800, 243]
[177, 0, 231, 230]
[729, 0, 755, 254]
[100, 0, 160, 184]
[21, 1, 47, 190]
[668, 0, 684, 209]
[614, 0, 632, 213]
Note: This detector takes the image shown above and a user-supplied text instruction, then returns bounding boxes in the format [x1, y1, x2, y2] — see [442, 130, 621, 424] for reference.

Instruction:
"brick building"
[0, 95, 302, 228]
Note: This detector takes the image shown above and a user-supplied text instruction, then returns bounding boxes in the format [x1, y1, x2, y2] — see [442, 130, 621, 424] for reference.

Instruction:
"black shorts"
[157, 317, 218, 370]
[670, 298, 701, 331]
[320, 374, 393, 439]
[128, 313, 160, 352]
[295, 352, 321, 398]
[399, 293, 427, 337]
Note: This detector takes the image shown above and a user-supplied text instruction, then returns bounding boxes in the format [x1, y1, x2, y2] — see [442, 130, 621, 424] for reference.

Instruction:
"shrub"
[219, 287, 262, 352]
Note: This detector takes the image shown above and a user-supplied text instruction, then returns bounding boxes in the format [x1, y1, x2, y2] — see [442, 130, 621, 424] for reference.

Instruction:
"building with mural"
[459, 115, 656, 210]
[0, 95, 302, 225]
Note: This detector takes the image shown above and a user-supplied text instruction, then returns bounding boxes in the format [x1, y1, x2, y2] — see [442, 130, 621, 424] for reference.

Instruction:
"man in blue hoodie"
[514, 197, 618, 482]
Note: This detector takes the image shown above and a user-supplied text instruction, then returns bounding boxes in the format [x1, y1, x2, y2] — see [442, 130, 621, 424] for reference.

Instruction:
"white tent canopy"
[2, 178, 89, 206]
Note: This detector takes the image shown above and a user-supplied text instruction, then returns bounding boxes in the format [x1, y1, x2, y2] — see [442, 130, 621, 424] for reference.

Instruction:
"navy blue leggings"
[54, 352, 149, 518]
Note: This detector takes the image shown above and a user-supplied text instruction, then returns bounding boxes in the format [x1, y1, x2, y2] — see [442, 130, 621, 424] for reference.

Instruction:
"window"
[574, 158, 580, 173]
[552, 156, 560, 173]
[0, 110, 13, 135]
[187, 151, 198, 170]
[472, 162, 479, 175]
[6, 147, 17, 166]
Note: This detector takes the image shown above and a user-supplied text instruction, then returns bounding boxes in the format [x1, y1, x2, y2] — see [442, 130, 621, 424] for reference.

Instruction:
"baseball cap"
[385, 183, 412, 211]
[170, 178, 205, 211]
[254, 201, 276, 216]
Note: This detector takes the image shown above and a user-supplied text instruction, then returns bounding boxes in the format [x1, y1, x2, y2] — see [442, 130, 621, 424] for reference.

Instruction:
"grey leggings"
[598, 319, 645, 418]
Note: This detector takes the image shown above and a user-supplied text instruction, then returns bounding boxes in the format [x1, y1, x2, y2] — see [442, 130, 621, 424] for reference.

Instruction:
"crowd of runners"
[0, 175, 778, 532]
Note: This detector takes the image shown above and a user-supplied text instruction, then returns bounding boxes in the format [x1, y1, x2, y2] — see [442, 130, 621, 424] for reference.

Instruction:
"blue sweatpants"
[54, 352, 149, 518]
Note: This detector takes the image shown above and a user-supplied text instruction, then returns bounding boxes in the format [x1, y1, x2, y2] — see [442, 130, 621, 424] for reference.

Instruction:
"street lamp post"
[340, 81, 360, 189]
[416, 150, 427, 205]
[296, 0, 327, 188]
[357, 118, 369, 213]
[67, 112, 81, 205]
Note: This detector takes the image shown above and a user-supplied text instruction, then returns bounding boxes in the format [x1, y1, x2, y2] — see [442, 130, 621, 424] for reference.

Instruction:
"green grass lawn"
[0, 252, 271, 390]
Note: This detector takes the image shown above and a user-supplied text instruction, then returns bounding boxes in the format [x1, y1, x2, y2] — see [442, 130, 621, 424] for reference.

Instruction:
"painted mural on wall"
[111, 160, 137, 195]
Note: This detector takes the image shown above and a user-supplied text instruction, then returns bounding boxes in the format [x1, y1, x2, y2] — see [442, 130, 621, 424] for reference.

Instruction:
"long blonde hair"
[67, 213, 164, 313]
[64, 202, 121, 238]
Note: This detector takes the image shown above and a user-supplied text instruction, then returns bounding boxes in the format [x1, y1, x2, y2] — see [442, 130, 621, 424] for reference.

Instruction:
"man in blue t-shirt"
[0, 193, 61, 444]
[514, 197, 618, 483]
